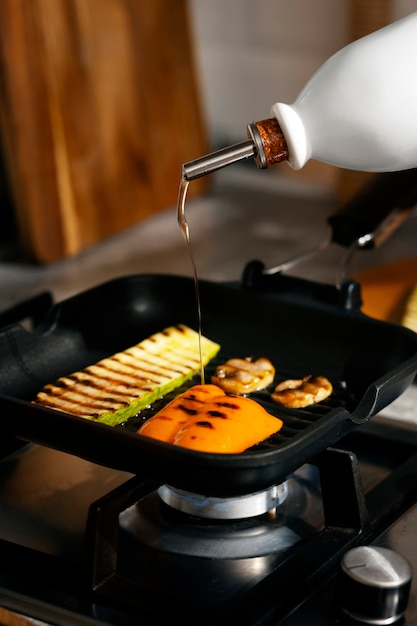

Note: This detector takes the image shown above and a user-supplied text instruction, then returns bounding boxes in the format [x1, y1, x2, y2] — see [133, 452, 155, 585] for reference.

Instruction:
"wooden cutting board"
[0, 607, 38, 626]
[354, 257, 417, 328]
[0, 0, 208, 263]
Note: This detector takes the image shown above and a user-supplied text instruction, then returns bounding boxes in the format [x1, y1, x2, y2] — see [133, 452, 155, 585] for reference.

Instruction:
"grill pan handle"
[263, 169, 417, 278]
[328, 168, 417, 249]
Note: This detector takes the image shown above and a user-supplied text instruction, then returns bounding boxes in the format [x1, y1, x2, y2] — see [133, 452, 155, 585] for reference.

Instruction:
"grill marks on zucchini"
[33, 324, 221, 426]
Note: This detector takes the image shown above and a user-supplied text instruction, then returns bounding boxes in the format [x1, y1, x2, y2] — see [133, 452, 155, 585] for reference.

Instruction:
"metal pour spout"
[182, 118, 289, 181]
[182, 140, 255, 181]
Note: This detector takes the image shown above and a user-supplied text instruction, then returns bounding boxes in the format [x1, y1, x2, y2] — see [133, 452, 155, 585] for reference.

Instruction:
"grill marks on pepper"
[178, 404, 198, 416]
[165, 398, 237, 430]
[178, 401, 232, 421]
[194, 401, 238, 424]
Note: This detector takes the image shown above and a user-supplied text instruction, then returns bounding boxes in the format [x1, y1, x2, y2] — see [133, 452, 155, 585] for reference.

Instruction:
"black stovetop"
[0, 410, 417, 625]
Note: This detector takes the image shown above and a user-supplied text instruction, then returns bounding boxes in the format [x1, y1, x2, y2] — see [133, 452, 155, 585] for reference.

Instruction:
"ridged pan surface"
[0, 271, 416, 496]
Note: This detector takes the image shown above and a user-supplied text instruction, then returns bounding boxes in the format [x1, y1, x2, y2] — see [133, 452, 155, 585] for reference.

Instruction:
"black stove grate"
[82, 444, 369, 625]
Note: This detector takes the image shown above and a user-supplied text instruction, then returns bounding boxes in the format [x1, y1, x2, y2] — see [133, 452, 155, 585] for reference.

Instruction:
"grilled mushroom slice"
[212, 357, 275, 394]
[271, 375, 332, 408]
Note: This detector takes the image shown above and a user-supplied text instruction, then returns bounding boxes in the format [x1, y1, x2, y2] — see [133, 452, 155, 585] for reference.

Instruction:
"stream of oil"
[177, 176, 205, 384]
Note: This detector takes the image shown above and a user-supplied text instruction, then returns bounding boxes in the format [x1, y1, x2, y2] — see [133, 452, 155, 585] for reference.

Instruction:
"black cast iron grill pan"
[0, 171, 417, 497]
[0, 268, 416, 497]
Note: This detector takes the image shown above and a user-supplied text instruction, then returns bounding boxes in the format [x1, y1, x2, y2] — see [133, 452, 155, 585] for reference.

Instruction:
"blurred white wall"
[188, 0, 417, 188]
[189, 0, 349, 145]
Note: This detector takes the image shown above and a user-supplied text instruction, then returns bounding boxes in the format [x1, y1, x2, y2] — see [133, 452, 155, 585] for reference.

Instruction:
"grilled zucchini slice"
[33, 324, 220, 426]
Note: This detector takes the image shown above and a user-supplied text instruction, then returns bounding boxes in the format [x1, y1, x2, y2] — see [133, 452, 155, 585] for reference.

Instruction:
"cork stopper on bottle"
[247, 118, 289, 169]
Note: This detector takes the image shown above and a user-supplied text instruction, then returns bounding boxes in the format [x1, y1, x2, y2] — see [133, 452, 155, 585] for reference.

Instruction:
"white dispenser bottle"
[183, 12, 417, 180]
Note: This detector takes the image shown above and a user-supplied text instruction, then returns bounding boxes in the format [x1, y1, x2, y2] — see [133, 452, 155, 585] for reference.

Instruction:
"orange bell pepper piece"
[137, 384, 283, 453]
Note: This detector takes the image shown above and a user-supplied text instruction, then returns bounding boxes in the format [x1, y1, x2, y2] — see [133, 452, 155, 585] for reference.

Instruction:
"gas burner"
[157, 482, 289, 520]
[117, 464, 324, 563]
